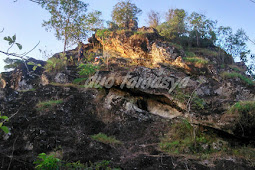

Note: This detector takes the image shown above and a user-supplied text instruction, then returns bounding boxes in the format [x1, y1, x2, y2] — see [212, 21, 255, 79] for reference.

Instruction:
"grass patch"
[190, 48, 218, 57]
[36, 100, 63, 111]
[228, 65, 245, 73]
[73, 78, 88, 85]
[228, 101, 255, 115]
[221, 72, 254, 86]
[183, 57, 209, 65]
[91, 133, 122, 145]
[34, 153, 118, 170]
[50, 83, 78, 88]
[185, 51, 196, 57]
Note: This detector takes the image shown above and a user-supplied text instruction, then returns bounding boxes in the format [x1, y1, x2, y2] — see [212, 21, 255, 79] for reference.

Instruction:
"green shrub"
[78, 63, 100, 77]
[36, 100, 63, 111]
[221, 72, 254, 86]
[91, 133, 122, 145]
[44, 54, 67, 73]
[96, 29, 112, 38]
[34, 153, 61, 170]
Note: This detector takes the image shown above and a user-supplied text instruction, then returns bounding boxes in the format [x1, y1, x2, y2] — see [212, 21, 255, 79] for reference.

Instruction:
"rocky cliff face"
[0, 27, 254, 169]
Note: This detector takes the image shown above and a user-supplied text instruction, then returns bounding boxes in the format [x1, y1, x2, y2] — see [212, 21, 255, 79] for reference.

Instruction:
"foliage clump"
[34, 153, 116, 170]
[3, 58, 23, 70]
[34, 153, 61, 170]
[78, 63, 100, 77]
[44, 54, 67, 73]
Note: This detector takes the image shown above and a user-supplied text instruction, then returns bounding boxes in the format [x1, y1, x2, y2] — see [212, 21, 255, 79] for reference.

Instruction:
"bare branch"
[20, 41, 40, 57]
[247, 36, 255, 46]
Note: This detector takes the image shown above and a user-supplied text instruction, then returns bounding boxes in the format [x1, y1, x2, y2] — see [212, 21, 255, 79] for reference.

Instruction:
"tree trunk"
[63, 33, 67, 56]
[196, 31, 199, 47]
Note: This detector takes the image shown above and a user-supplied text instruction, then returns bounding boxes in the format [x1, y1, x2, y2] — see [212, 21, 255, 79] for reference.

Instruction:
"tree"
[156, 9, 187, 41]
[188, 12, 217, 47]
[217, 27, 250, 61]
[166, 9, 187, 40]
[112, 0, 142, 29]
[147, 10, 161, 28]
[42, 0, 102, 55]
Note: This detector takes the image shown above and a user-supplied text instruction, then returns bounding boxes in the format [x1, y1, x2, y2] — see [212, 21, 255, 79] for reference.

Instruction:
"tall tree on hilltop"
[157, 9, 187, 41]
[112, 0, 142, 29]
[147, 10, 161, 28]
[42, 0, 102, 55]
[188, 12, 217, 47]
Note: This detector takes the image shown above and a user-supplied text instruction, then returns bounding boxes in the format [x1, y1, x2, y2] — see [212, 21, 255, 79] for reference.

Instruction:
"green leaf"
[4, 36, 12, 42]
[37, 64, 42, 67]
[1, 126, 9, 133]
[27, 62, 35, 65]
[16, 43, 22, 50]
[33, 66, 38, 71]
[1, 116, 9, 121]
[12, 35, 16, 42]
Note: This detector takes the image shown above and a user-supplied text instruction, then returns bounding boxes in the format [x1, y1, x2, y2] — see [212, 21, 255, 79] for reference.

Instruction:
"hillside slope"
[0, 27, 255, 169]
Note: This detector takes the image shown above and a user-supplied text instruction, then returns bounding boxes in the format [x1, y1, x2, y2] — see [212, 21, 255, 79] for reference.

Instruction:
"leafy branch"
[0, 30, 40, 73]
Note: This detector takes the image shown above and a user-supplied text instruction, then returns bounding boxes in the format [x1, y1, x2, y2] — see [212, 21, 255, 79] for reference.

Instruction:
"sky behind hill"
[0, 0, 255, 72]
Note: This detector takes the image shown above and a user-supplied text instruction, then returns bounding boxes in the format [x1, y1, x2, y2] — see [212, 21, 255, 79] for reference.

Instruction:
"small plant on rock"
[36, 100, 64, 111]
[78, 63, 100, 77]
[34, 153, 61, 170]
[0, 112, 9, 134]
[91, 133, 122, 145]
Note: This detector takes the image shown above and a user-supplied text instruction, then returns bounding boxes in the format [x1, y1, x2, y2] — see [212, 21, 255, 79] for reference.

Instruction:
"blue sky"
[0, 0, 254, 72]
